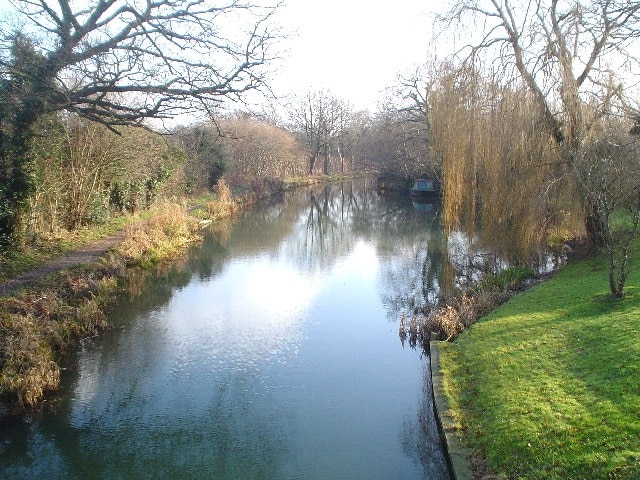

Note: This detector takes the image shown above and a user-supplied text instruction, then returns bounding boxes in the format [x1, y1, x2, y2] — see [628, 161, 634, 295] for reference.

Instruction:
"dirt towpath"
[0, 231, 126, 297]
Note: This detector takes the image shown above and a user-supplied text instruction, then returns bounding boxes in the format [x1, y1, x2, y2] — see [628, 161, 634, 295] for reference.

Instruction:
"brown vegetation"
[116, 201, 200, 267]
[436, 0, 640, 297]
[205, 179, 238, 220]
[0, 263, 119, 409]
[221, 116, 306, 187]
[400, 267, 535, 348]
[429, 63, 584, 261]
[0, 201, 215, 413]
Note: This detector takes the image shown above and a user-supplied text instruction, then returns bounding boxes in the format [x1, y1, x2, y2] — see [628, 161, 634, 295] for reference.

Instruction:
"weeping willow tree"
[428, 64, 479, 236]
[429, 63, 584, 264]
[434, 0, 640, 297]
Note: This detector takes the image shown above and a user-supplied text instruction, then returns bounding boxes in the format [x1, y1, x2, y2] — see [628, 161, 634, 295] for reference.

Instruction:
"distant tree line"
[0, 1, 438, 252]
[1, 89, 437, 247]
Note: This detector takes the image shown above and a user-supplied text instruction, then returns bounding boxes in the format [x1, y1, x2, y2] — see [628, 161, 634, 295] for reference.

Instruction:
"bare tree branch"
[0, 0, 282, 243]
[440, 0, 640, 146]
[2, 0, 282, 126]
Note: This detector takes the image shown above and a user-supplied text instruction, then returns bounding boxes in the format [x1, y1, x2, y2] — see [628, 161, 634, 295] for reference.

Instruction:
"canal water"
[0, 181, 450, 479]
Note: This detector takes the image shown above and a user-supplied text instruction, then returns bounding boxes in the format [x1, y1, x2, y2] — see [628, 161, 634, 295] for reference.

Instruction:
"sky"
[270, 0, 448, 112]
[0, 0, 450, 121]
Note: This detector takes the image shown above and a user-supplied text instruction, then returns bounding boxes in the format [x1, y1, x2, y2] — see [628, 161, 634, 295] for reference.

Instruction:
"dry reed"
[117, 200, 199, 266]
[205, 179, 237, 220]
[399, 267, 533, 347]
[0, 266, 117, 408]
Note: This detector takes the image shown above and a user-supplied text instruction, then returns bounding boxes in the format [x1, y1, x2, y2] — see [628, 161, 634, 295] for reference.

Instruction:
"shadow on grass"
[445, 261, 640, 479]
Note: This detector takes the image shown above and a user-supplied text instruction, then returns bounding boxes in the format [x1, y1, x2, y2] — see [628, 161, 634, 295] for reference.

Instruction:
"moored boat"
[409, 178, 436, 198]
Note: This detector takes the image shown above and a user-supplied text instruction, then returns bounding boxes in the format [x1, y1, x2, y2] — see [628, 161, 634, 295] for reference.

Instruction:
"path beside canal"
[0, 231, 126, 297]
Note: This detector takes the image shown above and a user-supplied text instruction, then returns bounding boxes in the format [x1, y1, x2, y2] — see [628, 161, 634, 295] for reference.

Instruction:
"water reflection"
[0, 180, 450, 480]
[401, 365, 450, 477]
[444, 228, 566, 292]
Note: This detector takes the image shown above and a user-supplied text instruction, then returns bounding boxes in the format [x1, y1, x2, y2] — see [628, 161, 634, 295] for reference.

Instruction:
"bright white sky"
[0, 0, 450, 120]
[270, 0, 449, 112]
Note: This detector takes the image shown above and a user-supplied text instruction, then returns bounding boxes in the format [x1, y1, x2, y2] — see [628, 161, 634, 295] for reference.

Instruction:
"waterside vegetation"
[0, 194, 231, 413]
[400, 265, 536, 346]
[1, 2, 640, 474]
[436, 241, 640, 479]
[0, 172, 373, 414]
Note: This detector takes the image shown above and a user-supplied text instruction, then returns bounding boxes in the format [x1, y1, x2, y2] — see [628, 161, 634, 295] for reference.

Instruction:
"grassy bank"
[437, 246, 640, 478]
[0, 200, 217, 413]
[0, 215, 131, 283]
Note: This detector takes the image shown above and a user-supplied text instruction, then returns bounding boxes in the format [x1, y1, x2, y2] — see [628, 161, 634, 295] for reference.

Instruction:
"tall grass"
[117, 201, 199, 267]
[205, 178, 237, 220]
[0, 266, 117, 408]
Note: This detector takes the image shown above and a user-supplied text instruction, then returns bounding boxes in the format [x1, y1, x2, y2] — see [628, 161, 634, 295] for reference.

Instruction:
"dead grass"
[0, 264, 119, 408]
[400, 267, 533, 347]
[116, 201, 200, 267]
[205, 179, 238, 220]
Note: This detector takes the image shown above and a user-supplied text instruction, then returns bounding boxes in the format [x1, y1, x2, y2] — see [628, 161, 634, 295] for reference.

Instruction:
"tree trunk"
[584, 200, 606, 249]
[308, 154, 317, 175]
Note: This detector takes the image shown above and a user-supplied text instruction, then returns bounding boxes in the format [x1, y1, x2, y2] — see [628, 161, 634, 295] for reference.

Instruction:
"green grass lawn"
[438, 247, 640, 479]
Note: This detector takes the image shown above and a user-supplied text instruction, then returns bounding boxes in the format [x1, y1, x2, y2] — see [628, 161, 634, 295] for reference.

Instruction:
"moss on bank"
[437, 246, 640, 479]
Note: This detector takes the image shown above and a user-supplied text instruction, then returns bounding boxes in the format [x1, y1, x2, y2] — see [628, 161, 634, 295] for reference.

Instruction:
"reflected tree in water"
[399, 365, 450, 479]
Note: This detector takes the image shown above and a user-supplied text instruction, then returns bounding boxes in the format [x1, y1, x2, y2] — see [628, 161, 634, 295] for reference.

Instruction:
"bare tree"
[440, 0, 640, 244]
[580, 121, 640, 298]
[220, 114, 305, 186]
[289, 90, 353, 175]
[0, 0, 281, 245]
[343, 110, 373, 172]
[439, 0, 640, 297]
[373, 68, 438, 181]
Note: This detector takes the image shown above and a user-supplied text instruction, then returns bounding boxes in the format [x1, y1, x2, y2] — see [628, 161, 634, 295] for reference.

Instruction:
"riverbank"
[435, 244, 640, 479]
[0, 174, 374, 416]
[0, 176, 450, 479]
[0, 198, 226, 415]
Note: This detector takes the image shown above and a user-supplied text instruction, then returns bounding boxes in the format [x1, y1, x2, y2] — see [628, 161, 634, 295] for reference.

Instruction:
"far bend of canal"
[1, 180, 452, 480]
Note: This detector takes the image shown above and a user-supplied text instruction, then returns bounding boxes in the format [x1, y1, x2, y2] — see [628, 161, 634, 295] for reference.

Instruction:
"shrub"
[400, 266, 537, 345]
[117, 201, 199, 266]
[205, 178, 237, 220]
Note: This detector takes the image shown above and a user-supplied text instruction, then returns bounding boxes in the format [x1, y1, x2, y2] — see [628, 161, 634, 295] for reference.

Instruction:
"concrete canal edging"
[430, 341, 473, 480]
